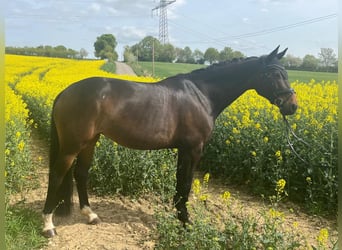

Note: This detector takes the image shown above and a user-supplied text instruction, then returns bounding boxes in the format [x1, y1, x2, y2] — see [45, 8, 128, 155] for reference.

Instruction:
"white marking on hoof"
[81, 206, 100, 224]
[42, 213, 56, 237]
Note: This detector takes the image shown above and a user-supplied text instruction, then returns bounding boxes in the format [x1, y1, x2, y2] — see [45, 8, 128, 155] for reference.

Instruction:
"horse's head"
[253, 46, 298, 116]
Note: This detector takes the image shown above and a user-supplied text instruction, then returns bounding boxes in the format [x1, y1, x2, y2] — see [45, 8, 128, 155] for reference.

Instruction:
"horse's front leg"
[174, 145, 203, 224]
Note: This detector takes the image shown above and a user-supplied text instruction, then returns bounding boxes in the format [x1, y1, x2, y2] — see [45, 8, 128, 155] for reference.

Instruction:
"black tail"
[49, 106, 74, 216]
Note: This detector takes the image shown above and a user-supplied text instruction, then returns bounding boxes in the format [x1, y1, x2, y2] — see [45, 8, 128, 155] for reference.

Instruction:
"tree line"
[5, 45, 89, 59]
[6, 33, 338, 72]
[123, 35, 337, 72]
[124, 36, 244, 65]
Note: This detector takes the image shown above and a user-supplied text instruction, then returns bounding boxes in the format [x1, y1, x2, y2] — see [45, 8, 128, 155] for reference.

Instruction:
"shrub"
[154, 174, 335, 249]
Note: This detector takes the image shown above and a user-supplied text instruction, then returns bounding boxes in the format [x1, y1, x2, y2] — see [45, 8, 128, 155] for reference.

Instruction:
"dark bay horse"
[42, 46, 297, 237]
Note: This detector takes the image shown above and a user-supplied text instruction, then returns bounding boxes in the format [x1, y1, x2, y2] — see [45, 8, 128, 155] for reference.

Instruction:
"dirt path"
[8, 128, 337, 249]
[115, 62, 137, 76]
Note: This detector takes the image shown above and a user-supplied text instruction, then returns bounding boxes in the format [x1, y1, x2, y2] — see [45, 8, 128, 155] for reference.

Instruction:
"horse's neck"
[191, 64, 258, 118]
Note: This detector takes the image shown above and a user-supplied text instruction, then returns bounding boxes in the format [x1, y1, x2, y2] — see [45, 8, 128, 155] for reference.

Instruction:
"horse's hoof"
[42, 228, 57, 238]
[89, 217, 101, 225]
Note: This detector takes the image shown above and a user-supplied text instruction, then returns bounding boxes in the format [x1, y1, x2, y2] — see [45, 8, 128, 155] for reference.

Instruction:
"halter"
[263, 64, 295, 106]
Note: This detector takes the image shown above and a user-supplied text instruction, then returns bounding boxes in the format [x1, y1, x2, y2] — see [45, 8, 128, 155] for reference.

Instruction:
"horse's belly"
[101, 121, 176, 150]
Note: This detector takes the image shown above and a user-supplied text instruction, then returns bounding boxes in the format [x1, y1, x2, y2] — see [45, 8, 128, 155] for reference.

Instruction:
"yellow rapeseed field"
[5, 54, 337, 215]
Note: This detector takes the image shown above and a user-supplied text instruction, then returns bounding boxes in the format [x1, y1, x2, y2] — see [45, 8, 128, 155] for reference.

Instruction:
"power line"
[217, 13, 337, 41]
[169, 13, 337, 48]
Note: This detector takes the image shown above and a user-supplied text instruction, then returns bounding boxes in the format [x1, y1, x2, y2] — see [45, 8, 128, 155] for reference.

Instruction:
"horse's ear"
[277, 48, 288, 59]
[266, 45, 280, 62]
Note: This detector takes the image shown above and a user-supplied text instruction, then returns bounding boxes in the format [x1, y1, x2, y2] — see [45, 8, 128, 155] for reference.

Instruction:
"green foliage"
[204, 47, 220, 64]
[5, 117, 37, 194]
[5, 45, 83, 59]
[94, 34, 118, 61]
[5, 206, 47, 249]
[88, 136, 177, 198]
[128, 36, 176, 62]
[100, 61, 116, 74]
[154, 175, 308, 250]
[5, 86, 38, 194]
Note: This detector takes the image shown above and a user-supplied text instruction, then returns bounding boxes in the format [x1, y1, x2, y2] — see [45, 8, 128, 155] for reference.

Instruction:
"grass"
[131, 61, 338, 83]
[287, 70, 338, 83]
[5, 205, 47, 249]
[131, 61, 205, 78]
[100, 61, 116, 74]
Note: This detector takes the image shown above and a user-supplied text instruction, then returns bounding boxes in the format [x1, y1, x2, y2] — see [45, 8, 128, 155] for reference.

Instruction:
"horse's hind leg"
[74, 136, 101, 225]
[42, 153, 76, 237]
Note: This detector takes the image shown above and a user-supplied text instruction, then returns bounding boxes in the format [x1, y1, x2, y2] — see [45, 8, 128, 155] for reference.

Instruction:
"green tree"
[130, 36, 160, 62]
[177, 46, 194, 63]
[94, 34, 118, 61]
[302, 54, 319, 71]
[204, 47, 219, 64]
[219, 47, 234, 61]
[159, 43, 176, 62]
[219, 47, 244, 62]
[123, 46, 137, 63]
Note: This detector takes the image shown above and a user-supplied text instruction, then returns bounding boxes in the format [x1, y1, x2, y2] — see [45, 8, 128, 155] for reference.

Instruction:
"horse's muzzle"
[280, 103, 297, 116]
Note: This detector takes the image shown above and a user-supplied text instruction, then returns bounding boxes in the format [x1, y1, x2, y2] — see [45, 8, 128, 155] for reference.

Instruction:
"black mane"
[188, 56, 260, 76]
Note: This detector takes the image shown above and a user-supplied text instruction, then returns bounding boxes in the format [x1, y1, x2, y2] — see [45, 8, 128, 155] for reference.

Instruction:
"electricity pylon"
[152, 0, 176, 44]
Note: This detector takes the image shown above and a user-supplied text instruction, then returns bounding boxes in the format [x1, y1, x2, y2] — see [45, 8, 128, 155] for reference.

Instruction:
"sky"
[5, 0, 338, 60]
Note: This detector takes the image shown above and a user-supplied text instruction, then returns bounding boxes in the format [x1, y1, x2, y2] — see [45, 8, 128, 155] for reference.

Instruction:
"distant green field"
[133, 61, 205, 78]
[287, 70, 338, 83]
[133, 61, 338, 83]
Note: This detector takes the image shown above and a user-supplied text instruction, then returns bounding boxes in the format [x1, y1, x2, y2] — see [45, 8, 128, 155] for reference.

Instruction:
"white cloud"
[242, 17, 250, 23]
[90, 3, 101, 12]
[119, 26, 148, 40]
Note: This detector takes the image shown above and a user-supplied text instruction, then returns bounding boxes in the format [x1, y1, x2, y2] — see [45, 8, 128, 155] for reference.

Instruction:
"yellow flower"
[275, 150, 282, 162]
[306, 177, 312, 185]
[221, 191, 231, 206]
[251, 151, 257, 157]
[200, 194, 208, 201]
[232, 127, 239, 134]
[15, 131, 21, 138]
[17, 140, 25, 151]
[317, 228, 329, 247]
[275, 178, 286, 194]
[5, 149, 10, 155]
[263, 136, 269, 143]
[268, 208, 284, 219]
[203, 173, 210, 184]
[192, 179, 201, 196]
